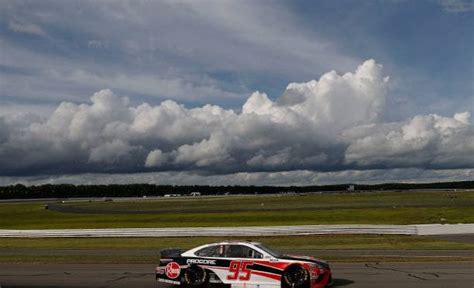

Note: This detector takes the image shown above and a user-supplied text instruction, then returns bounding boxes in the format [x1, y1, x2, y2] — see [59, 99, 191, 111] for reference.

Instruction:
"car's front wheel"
[182, 265, 209, 288]
[282, 265, 309, 288]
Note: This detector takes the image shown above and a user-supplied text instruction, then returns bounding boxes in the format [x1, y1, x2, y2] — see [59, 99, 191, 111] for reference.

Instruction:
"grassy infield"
[0, 191, 473, 263]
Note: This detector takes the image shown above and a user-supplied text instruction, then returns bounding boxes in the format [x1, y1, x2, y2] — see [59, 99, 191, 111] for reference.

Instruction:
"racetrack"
[0, 262, 472, 288]
[3, 191, 473, 230]
[2, 224, 473, 238]
[1, 193, 472, 287]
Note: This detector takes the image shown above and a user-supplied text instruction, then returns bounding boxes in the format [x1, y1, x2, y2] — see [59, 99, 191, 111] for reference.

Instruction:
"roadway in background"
[1, 224, 473, 238]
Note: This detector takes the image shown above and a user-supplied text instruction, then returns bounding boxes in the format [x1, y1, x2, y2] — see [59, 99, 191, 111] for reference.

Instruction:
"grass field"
[3, 234, 474, 250]
[63, 190, 474, 212]
[1, 191, 473, 264]
[0, 191, 473, 229]
[1, 235, 473, 263]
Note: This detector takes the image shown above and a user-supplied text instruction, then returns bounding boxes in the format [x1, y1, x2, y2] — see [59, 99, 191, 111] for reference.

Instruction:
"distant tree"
[0, 181, 472, 199]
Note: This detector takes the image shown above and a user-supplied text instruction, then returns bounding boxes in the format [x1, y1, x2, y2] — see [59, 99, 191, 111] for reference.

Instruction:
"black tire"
[182, 265, 209, 288]
[282, 265, 309, 288]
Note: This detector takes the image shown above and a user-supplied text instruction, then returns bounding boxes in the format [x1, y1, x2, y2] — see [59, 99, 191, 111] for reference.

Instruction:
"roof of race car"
[182, 240, 288, 259]
[213, 240, 262, 245]
[185, 240, 263, 251]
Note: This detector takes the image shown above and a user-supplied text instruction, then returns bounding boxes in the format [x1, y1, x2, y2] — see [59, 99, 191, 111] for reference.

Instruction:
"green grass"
[1, 235, 473, 264]
[63, 190, 474, 212]
[2, 235, 474, 250]
[0, 254, 158, 264]
[0, 191, 473, 229]
[2, 191, 473, 264]
[1, 204, 474, 229]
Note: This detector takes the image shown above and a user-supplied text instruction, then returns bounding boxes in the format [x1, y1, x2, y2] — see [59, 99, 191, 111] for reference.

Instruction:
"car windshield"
[255, 244, 283, 258]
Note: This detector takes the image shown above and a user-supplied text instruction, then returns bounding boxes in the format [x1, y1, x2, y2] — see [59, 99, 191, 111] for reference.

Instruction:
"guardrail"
[0, 224, 472, 238]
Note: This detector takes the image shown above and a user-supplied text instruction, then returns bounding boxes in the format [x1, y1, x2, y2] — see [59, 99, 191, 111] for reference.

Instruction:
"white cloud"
[145, 149, 167, 168]
[344, 112, 474, 169]
[249, 59, 389, 130]
[88, 139, 135, 164]
[8, 20, 47, 36]
[0, 0, 359, 108]
[57, 70, 245, 103]
[440, 0, 474, 13]
[0, 60, 472, 177]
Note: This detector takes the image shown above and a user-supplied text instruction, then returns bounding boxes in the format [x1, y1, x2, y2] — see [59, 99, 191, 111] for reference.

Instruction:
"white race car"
[155, 240, 332, 288]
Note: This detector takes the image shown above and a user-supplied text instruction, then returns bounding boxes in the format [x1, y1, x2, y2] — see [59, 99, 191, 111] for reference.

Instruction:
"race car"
[155, 240, 332, 288]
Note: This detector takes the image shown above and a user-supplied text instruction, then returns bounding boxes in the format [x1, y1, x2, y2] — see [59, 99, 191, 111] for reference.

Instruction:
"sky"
[0, 0, 473, 186]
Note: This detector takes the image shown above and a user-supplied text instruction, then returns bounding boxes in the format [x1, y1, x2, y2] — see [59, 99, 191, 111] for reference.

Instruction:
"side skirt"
[230, 284, 280, 288]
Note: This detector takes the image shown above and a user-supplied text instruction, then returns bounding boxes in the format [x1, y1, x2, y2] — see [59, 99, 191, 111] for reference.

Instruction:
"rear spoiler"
[160, 248, 183, 259]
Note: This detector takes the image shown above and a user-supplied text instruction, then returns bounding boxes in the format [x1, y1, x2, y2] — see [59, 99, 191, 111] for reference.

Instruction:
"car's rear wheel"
[282, 265, 309, 288]
[182, 265, 209, 288]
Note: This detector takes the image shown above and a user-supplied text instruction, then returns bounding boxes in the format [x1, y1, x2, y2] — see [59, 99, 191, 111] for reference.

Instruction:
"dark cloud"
[1, 169, 473, 187]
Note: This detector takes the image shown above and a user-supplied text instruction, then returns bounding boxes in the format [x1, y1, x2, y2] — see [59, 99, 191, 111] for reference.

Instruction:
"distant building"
[347, 185, 355, 192]
[190, 192, 201, 196]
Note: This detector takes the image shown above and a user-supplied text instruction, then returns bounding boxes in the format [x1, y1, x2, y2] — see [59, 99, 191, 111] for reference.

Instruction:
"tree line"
[0, 181, 472, 199]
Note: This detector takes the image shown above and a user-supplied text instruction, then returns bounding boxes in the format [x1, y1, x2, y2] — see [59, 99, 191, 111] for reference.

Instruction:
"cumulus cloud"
[145, 149, 166, 168]
[344, 112, 474, 169]
[0, 60, 472, 176]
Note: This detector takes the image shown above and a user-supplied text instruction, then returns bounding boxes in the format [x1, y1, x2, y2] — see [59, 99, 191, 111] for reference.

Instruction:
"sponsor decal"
[157, 278, 181, 285]
[187, 258, 217, 265]
[165, 262, 181, 279]
[309, 265, 321, 278]
[155, 267, 165, 274]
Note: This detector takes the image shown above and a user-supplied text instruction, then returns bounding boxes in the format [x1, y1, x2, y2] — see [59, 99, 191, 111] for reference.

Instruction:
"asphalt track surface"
[1, 249, 473, 259]
[0, 262, 473, 288]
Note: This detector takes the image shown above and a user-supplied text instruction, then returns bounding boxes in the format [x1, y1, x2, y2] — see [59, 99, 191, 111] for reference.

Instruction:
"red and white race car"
[155, 240, 332, 288]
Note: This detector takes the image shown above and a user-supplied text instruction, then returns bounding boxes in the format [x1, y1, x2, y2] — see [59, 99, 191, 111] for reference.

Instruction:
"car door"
[222, 244, 280, 285]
